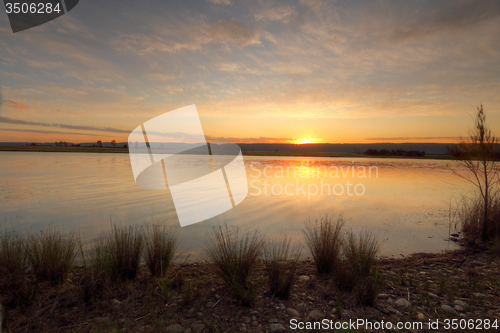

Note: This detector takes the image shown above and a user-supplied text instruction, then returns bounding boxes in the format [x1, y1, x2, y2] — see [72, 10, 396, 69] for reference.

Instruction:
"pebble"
[377, 293, 389, 299]
[297, 303, 308, 312]
[286, 308, 300, 317]
[417, 312, 425, 321]
[298, 275, 310, 281]
[454, 300, 467, 308]
[395, 298, 410, 308]
[269, 324, 285, 332]
[427, 292, 439, 299]
[191, 321, 205, 332]
[441, 304, 459, 316]
[454, 305, 464, 312]
[387, 306, 401, 315]
[279, 303, 285, 310]
[94, 317, 109, 323]
[308, 309, 324, 321]
[166, 324, 184, 333]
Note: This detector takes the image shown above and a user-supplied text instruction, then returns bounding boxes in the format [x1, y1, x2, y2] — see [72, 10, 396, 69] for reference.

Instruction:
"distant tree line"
[364, 149, 425, 157]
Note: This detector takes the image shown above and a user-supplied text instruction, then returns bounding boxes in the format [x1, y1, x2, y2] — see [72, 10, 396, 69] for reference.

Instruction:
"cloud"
[365, 136, 461, 141]
[207, 0, 231, 5]
[146, 73, 177, 82]
[207, 18, 260, 47]
[0, 128, 112, 137]
[56, 109, 79, 115]
[390, 0, 500, 43]
[206, 136, 295, 143]
[255, 6, 294, 23]
[0, 116, 129, 134]
[0, 99, 29, 109]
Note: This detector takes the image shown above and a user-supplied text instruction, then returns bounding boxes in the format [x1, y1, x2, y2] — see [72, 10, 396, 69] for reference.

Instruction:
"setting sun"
[293, 138, 323, 144]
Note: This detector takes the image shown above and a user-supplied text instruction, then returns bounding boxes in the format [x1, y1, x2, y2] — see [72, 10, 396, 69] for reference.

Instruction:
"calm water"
[0, 151, 474, 260]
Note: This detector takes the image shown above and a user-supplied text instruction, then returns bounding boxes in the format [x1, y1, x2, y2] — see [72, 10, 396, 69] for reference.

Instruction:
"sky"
[1, 0, 499, 144]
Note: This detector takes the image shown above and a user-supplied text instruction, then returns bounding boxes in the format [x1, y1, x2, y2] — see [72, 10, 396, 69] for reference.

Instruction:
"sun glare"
[294, 138, 323, 144]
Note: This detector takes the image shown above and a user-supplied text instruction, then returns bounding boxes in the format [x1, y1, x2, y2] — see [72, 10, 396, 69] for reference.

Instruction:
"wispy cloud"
[365, 136, 461, 141]
[0, 116, 129, 134]
[0, 128, 112, 137]
[0, 99, 29, 109]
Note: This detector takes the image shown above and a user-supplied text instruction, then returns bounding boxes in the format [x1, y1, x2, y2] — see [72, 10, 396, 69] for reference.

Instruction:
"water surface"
[0, 151, 473, 260]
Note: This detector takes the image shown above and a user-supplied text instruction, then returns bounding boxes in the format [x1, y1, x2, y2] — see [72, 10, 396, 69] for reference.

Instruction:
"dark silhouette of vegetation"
[364, 148, 425, 157]
[97, 140, 102, 149]
[111, 140, 116, 147]
[448, 105, 500, 241]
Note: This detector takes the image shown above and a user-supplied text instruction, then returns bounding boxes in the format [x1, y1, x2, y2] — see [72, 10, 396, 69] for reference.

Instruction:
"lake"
[0, 151, 474, 260]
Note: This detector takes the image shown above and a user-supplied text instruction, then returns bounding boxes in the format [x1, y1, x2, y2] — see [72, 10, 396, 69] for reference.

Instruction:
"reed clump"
[143, 225, 179, 277]
[26, 228, 78, 284]
[303, 215, 345, 274]
[262, 233, 301, 300]
[105, 225, 143, 281]
[302, 215, 381, 305]
[205, 224, 263, 306]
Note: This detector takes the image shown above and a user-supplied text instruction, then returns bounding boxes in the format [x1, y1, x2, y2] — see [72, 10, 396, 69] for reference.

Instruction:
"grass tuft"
[26, 228, 78, 284]
[143, 225, 179, 277]
[263, 233, 301, 300]
[105, 225, 143, 281]
[303, 215, 345, 274]
[205, 224, 263, 306]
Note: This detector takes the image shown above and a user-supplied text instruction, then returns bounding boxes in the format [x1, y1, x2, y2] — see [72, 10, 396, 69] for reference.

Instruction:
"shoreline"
[4, 247, 500, 332]
[0, 145, 453, 160]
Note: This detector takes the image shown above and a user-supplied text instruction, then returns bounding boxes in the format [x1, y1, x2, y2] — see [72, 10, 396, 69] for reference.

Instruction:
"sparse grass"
[0, 229, 37, 308]
[143, 225, 179, 277]
[204, 224, 263, 306]
[105, 225, 144, 281]
[262, 233, 302, 300]
[26, 228, 78, 284]
[303, 214, 345, 274]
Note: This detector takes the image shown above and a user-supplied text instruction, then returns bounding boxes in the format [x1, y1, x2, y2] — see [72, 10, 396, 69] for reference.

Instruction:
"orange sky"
[1, 0, 500, 144]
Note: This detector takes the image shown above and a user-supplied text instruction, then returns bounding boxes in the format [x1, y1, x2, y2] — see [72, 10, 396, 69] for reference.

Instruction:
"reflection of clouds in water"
[0, 152, 471, 261]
